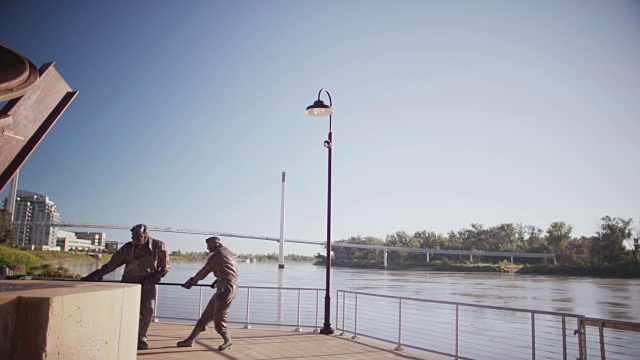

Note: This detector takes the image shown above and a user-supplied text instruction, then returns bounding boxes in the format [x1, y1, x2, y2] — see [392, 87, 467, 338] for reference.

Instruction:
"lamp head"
[323, 140, 332, 148]
[305, 99, 333, 117]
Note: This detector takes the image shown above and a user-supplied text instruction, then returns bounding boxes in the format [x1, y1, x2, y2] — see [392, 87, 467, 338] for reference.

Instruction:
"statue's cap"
[206, 236, 221, 244]
[130, 224, 148, 234]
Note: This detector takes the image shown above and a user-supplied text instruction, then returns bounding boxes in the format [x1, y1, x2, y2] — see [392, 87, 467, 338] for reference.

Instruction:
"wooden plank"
[141, 322, 440, 359]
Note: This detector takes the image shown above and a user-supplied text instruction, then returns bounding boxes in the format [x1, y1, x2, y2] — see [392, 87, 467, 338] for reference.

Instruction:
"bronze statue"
[177, 236, 238, 351]
[81, 224, 170, 350]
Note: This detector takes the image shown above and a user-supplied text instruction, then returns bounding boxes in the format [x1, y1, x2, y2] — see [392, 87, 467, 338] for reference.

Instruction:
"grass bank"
[517, 264, 640, 278]
[0, 245, 108, 278]
[325, 259, 516, 273]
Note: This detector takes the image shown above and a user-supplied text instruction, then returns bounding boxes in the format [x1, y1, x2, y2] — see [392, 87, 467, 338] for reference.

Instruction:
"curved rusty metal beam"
[0, 45, 39, 101]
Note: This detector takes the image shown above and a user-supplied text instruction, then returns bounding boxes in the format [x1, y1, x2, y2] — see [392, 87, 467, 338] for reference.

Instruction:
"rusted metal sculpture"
[0, 45, 77, 192]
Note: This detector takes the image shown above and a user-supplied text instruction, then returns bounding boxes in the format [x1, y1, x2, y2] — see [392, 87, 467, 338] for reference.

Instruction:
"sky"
[1, 1, 639, 256]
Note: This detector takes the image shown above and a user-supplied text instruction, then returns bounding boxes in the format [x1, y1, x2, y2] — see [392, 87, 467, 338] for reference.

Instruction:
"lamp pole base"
[319, 325, 334, 335]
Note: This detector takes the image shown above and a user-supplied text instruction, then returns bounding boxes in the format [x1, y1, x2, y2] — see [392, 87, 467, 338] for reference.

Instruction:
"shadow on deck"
[140, 322, 440, 359]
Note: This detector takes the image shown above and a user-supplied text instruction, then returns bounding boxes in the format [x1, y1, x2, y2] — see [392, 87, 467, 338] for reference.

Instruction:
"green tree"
[314, 252, 326, 265]
[630, 231, 639, 265]
[0, 210, 16, 246]
[412, 230, 448, 261]
[487, 223, 518, 252]
[413, 230, 441, 249]
[590, 216, 633, 265]
[385, 231, 419, 262]
[445, 230, 463, 251]
[568, 236, 590, 257]
[515, 223, 546, 253]
[333, 236, 383, 261]
[545, 221, 573, 263]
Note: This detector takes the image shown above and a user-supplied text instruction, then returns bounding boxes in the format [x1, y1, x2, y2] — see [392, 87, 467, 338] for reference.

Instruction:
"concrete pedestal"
[0, 280, 140, 360]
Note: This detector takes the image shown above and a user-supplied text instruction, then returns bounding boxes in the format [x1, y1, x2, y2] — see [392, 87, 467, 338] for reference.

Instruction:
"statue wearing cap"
[177, 236, 238, 351]
[81, 223, 171, 350]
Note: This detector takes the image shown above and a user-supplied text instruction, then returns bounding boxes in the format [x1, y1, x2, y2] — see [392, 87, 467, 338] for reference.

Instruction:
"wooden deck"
[138, 322, 440, 359]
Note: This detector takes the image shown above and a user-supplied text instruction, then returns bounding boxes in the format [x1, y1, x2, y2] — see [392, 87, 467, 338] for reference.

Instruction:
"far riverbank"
[323, 259, 640, 278]
[2, 246, 639, 279]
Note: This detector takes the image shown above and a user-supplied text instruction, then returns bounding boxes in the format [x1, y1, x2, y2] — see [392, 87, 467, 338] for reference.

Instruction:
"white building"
[9, 190, 60, 248]
[75, 231, 107, 249]
[56, 230, 92, 252]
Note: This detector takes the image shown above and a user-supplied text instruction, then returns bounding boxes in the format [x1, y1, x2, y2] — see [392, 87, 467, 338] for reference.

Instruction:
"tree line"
[2, 210, 637, 266]
[329, 216, 639, 266]
[168, 250, 314, 262]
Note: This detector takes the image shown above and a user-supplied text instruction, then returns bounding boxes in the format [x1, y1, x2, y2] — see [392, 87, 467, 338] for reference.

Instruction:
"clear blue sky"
[1, 1, 639, 256]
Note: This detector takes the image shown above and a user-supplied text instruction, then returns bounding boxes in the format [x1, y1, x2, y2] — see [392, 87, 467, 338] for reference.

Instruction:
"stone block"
[0, 280, 140, 360]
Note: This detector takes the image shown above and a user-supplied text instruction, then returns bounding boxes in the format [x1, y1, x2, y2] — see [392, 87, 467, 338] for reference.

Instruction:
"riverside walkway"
[139, 322, 439, 360]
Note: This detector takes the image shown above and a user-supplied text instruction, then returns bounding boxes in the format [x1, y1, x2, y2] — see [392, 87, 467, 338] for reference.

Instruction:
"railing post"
[562, 315, 567, 360]
[335, 288, 339, 333]
[582, 320, 587, 360]
[455, 304, 459, 359]
[314, 289, 320, 333]
[340, 291, 345, 336]
[244, 288, 251, 329]
[352, 293, 359, 339]
[198, 286, 203, 317]
[599, 321, 605, 360]
[153, 284, 159, 322]
[295, 289, 302, 332]
[395, 298, 404, 351]
[576, 318, 586, 360]
[531, 312, 536, 360]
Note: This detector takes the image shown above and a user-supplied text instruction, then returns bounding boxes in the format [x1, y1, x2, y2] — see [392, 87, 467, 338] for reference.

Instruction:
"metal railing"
[29, 279, 637, 359]
[576, 318, 640, 359]
[152, 283, 324, 332]
[335, 290, 640, 360]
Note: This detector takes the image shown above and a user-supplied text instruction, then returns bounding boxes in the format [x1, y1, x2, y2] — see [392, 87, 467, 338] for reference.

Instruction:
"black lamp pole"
[305, 88, 334, 335]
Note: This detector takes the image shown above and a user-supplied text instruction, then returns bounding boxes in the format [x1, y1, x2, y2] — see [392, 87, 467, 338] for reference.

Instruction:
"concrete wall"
[0, 280, 140, 360]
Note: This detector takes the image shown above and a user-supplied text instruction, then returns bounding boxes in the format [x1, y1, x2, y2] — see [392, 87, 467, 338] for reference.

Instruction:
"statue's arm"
[81, 245, 127, 281]
[157, 241, 170, 278]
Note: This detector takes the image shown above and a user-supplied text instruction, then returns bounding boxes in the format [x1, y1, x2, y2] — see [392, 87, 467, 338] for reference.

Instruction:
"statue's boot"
[137, 338, 149, 350]
[218, 331, 232, 351]
[176, 328, 202, 347]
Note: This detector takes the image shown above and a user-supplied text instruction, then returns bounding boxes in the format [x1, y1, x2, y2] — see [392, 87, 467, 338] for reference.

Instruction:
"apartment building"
[10, 190, 60, 248]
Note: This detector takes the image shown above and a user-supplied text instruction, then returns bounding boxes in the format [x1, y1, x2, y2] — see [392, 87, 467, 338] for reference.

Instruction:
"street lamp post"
[306, 88, 334, 335]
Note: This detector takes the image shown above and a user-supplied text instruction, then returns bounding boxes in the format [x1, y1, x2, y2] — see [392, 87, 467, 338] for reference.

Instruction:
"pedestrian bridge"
[15, 221, 584, 265]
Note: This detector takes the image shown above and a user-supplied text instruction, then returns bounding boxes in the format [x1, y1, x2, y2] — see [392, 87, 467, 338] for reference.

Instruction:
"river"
[63, 260, 640, 322]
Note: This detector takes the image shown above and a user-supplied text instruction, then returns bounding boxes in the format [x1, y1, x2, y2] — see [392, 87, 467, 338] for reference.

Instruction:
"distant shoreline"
[320, 261, 640, 278]
[2, 246, 638, 279]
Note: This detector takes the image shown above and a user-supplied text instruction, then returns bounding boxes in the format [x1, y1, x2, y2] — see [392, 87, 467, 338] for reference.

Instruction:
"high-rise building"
[8, 190, 60, 248]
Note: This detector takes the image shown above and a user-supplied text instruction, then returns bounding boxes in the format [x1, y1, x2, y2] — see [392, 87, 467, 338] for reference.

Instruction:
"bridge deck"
[140, 322, 439, 359]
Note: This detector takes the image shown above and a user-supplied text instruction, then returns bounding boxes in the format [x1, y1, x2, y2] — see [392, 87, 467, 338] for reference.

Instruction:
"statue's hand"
[182, 277, 196, 289]
[81, 270, 103, 282]
[144, 272, 163, 286]
[210, 279, 218, 289]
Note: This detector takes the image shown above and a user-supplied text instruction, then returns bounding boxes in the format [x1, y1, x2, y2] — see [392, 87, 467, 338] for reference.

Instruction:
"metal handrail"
[25, 278, 640, 359]
[336, 290, 640, 360]
[577, 317, 640, 360]
[152, 283, 324, 332]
